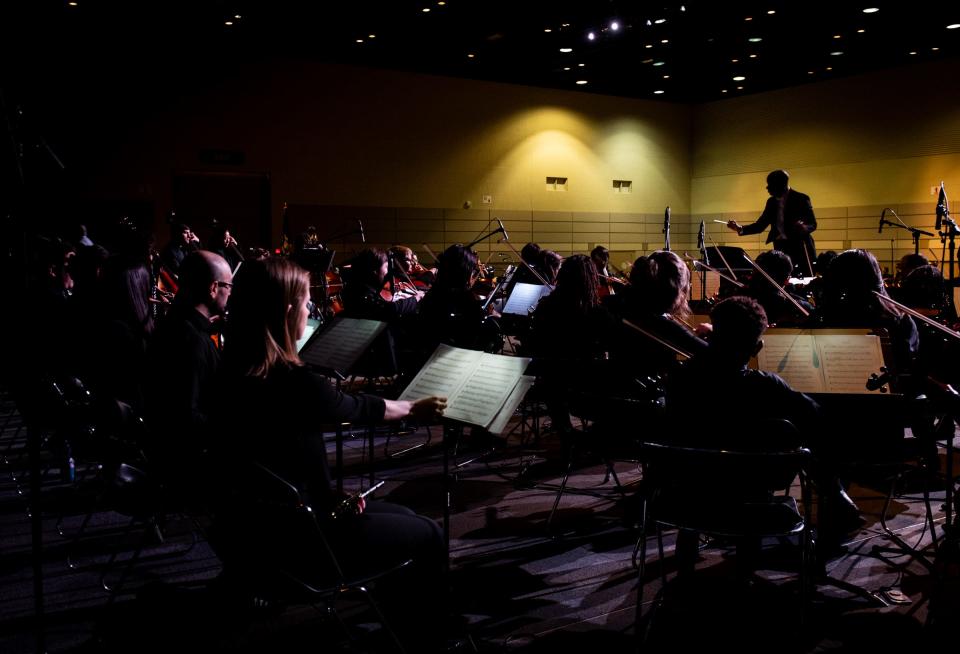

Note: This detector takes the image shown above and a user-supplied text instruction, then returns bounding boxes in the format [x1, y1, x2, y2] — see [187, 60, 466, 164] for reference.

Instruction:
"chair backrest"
[209, 460, 346, 596]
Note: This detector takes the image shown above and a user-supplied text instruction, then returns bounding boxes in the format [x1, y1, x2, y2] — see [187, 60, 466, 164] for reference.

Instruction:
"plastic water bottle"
[65, 445, 76, 483]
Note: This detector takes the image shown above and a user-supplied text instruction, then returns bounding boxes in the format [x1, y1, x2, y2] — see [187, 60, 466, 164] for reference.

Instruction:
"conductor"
[727, 169, 817, 276]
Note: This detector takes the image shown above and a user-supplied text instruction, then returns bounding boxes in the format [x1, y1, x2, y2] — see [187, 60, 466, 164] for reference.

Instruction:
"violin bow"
[623, 319, 693, 359]
[681, 254, 745, 288]
[707, 235, 740, 283]
[744, 254, 811, 318]
[873, 290, 960, 341]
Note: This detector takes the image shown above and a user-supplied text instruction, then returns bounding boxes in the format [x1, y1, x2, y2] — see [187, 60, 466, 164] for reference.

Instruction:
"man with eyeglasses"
[145, 250, 233, 502]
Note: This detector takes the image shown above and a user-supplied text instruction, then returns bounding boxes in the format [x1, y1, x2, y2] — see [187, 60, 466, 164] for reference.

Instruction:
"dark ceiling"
[5, 1, 960, 104]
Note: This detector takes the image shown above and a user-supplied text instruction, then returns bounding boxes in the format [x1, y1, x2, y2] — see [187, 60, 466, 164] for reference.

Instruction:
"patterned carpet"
[1, 388, 955, 653]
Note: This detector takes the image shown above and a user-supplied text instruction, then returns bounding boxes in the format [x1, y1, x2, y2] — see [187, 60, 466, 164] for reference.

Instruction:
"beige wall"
[91, 59, 691, 264]
[690, 59, 960, 273]
[87, 55, 960, 273]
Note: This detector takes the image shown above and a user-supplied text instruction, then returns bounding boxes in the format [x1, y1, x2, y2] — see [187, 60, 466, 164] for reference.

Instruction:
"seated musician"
[736, 249, 813, 327]
[205, 224, 243, 272]
[389, 245, 435, 289]
[815, 249, 918, 375]
[417, 244, 500, 354]
[540, 249, 562, 286]
[509, 242, 544, 287]
[528, 254, 617, 432]
[666, 296, 862, 555]
[211, 257, 448, 652]
[144, 250, 232, 497]
[608, 251, 708, 380]
[341, 248, 423, 376]
[159, 222, 199, 278]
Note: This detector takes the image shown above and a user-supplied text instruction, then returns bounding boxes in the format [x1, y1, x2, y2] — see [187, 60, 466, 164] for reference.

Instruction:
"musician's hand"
[414, 290, 425, 301]
[726, 220, 742, 234]
[695, 322, 713, 338]
[410, 396, 447, 422]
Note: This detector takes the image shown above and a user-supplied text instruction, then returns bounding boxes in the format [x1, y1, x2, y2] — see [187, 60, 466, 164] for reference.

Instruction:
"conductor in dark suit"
[727, 169, 817, 276]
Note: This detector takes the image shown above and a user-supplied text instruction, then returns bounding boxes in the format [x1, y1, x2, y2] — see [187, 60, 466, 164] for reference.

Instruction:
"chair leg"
[357, 586, 407, 654]
[546, 456, 575, 533]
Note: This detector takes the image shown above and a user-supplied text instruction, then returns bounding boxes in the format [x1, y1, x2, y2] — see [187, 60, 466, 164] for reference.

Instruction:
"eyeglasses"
[216, 281, 234, 289]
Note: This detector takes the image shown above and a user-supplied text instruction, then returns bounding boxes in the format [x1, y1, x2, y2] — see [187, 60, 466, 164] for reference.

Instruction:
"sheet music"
[487, 376, 535, 435]
[299, 317, 387, 374]
[503, 283, 552, 315]
[398, 343, 532, 428]
[815, 335, 884, 394]
[755, 330, 885, 394]
[756, 334, 824, 393]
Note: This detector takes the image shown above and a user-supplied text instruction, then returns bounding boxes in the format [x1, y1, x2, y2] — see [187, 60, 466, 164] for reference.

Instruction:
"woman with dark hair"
[341, 248, 423, 375]
[609, 250, 708, 378]
[528, 254, 616, 430]
[540, 249, 562, 286]
[816, 248, 918, 372]
[79, 256, 155, 413]
[212, 257, 448, 651]
[417, 244, 498, 353]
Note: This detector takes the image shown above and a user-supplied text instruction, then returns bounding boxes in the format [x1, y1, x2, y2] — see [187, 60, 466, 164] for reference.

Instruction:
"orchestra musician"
[737, 250, 813, 327]
[206, 224, 244, 272]
[390, 245, 435, 290]
[341, 248, 423, 375]
[144, 250, 233, 499]
[591, 245, 625, 298]
[608, 251, 709, 379]
[416, 244, 500, 355]
[528, 254, 617, 432]
[160, 222, 200, 278]
[211, 257, 448, 653]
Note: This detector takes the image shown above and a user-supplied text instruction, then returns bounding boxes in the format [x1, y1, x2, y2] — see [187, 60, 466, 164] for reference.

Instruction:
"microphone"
[358, 219, 366, 243]
[879, 208, 886, 234]
[496, 219, 509, 241]
[936, 182, 948, 231]
[664, 206, 671, 231]
[697, 220, 705, 251]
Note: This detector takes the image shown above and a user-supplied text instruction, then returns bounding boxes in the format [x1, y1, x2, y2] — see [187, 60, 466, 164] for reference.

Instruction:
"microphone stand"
[880, 214, 934, 256]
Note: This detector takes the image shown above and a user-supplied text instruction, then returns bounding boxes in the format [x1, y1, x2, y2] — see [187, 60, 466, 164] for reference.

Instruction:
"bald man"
[145, 250, 233, 497]
[727, 169, 817, 276]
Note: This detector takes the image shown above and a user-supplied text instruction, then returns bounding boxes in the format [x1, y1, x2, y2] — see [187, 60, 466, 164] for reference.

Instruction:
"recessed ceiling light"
[808, 71, 815, 75]
[653, 61, 665, 66]
[355, 38, 363, 43]
[610, 22, 620, 31]
[857, 29, 866, 33]
[722, 89, 728, 93]
[576, 80, 588, 85]
[948, 24, 960, 30]
[68, 1, 77, 5]
[731, 58, 739, 63]
[932, 47, 940, 51]
[737, 86, 744, 90]
[578, 63, 585, 67]
[368, 34, 376, 38]
[767, 10, 776, 15]
[559, 47, 573, 52]
[833, 35, 842, 39]
[422, 7, 430, 13]
[663, 75, 670, 79]
[561, 23, 570, 27]
[826, 66, 833, 71]
[750, 54, 758, 58]
[748, 37, 762, 42]
[661, 39, 669, 44]
[863, 8, 879, 13]
[234, 14, 241, 19]
[588, 32, 595, 41]
[563, 67, 570, 70]
[745, 17, 753, 21]
[654, 18, 666, 24]
[654, 90, 665, 94]
[224, 21, 233, 26]
[645, 44, 653, 49]
[642, 58, 654, 64]
[544, 28, 552, 33]
[909, 51, 918, 55]
[733, 75, 746, 81]
[830, 51, 843, 56]
[437, 1, 446, 4]
[467, 53, 475, 58]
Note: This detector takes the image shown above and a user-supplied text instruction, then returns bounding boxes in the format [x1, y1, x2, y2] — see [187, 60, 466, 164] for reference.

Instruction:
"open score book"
[398, 343, 534, 433]
[753, 329, 886, 394]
